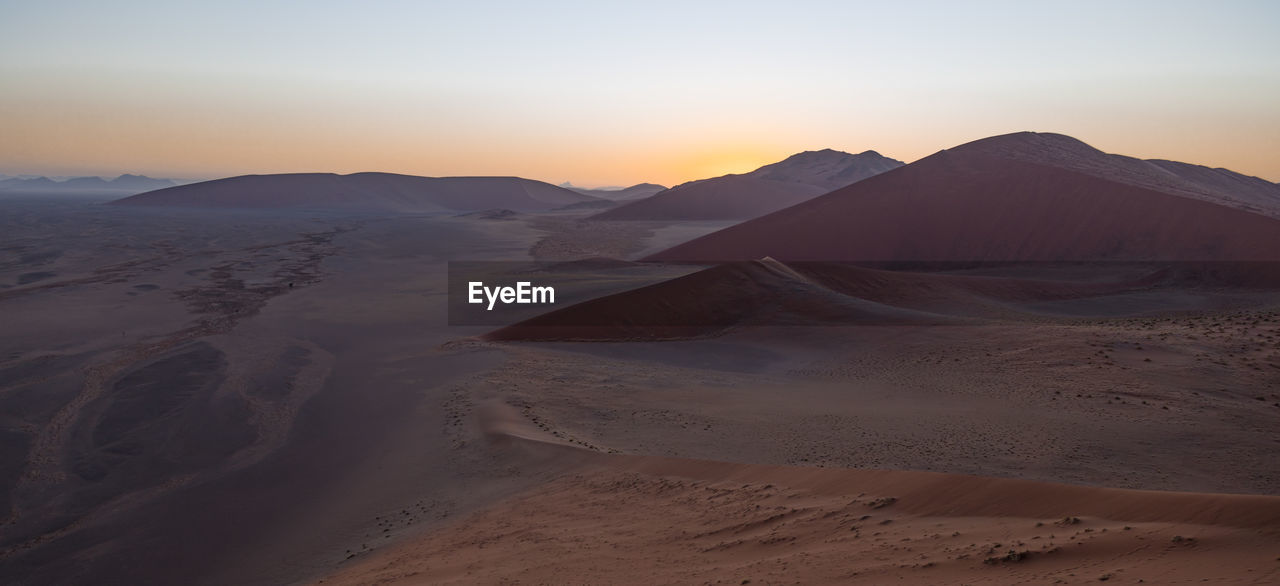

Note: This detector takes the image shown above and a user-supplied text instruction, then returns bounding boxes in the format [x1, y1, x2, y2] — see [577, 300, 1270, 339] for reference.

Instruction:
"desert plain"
[2, 133, 1280, 585]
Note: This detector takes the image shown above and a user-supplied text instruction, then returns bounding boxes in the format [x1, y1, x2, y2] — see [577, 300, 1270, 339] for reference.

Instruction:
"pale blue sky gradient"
[3, 0, 1278, 185]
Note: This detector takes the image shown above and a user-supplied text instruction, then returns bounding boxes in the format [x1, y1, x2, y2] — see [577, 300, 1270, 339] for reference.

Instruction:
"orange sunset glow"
[3, 2, 1278, 185]
[5, 3, 1280, 586]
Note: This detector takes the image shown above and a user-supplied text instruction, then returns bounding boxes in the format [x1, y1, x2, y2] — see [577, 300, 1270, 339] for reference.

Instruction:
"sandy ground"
[468, 316, 1280, 494]
[314, 275, 1280, 584]
[525, 213, 738, 261]
[2, 199, 1278, 585]
[0, 201, 730, 585]
[317, 451, 1280, 585]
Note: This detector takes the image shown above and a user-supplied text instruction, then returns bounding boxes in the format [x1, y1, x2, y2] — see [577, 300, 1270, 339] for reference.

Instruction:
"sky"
[2, 0, 1278, 186]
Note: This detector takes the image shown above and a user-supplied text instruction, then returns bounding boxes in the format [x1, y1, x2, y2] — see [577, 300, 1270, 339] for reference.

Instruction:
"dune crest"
[649, 132, 1280, 262]
[593, 149, 904, 221]
[110, 172, 601, 212]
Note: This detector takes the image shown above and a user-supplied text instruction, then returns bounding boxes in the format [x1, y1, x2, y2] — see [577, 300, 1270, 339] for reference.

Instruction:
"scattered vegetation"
[866, 496, 898, 509]
[984, 549, 1034, 564]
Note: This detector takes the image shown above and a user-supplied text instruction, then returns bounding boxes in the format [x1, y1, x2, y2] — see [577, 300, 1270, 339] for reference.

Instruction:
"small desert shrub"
[866, 496, 898, 509]
[983, 549, 1033, 564]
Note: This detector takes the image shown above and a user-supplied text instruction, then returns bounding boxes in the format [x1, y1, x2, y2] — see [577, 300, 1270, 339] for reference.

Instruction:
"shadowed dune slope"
[483, 259, 1187, 341]
[485, 259, 957, 341]
[647, 133, 1280, 262]
[781, 262, 1144, 313]
[593, 149, 903, 221]
[110, 172, 601, 212]
[594, 175, 829, 220]
[485, 258, 1280, 341]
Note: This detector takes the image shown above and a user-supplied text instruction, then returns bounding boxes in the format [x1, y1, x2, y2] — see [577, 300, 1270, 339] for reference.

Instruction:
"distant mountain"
[648, 132, 1280, 263]
[60, 176, 112, 190]
[0, 176, 58, 190]
[562, 183, 667, 201]
[0, 174, 181, 196]
[109, 174, 179, 191]
[592, 149, 904, 221]
[110, 172, 603, 213]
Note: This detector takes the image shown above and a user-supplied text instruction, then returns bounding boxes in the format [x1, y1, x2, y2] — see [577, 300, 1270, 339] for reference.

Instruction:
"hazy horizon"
[6, 4, 1280, 583]
[3, 0, 1278, 186]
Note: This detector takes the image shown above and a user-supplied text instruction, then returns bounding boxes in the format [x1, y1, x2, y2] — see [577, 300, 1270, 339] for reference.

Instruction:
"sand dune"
[484, 258, 1280, 341]
[649, 132, 1280, 262]
[110, 172, 601, 212]
[6, 199, 1280, 585]
[593, 149, 903, 221]
[476, 399, 1280, 528]
[597, 175, 830, 220]
[316, 402, 1280, 585]
[962, 132, 1280, 218]
[485, 259, 960, 341]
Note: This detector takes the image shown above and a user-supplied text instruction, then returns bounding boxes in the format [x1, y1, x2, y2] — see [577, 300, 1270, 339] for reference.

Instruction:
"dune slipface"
[647, 133, 1280, 262]
[959, 132, 1280, 218]
[484, 258, 1182, 341]
[592, 149, 904, 221]
[484, 258, 1265, 341]
[485, 259, 954, 341]
[110, 172, 601, 212]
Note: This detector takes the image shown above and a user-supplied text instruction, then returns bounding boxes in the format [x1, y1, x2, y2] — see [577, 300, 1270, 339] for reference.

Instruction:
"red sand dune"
[483, 258, 1180, 341]
[648, 132, 1280, 262]
[964, 132, 1280, 218]
[593, 149, 903, 221]
[316, 403, 1280, 585]
[478, 400, 1280, 530]
[484, 258, 1280, 341]
[110, 172, 601, 212]
[485, 259, 957, 341]
[781, 262, 1145, 313]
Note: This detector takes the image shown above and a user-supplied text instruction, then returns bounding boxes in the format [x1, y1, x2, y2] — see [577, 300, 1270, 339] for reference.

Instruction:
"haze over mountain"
[111, 172, 602, 212]
[592, 149, 904, 221]
[561, 182, 667, 201]
[648, 132, 1280, 263]
[0, 174, 184, 196]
